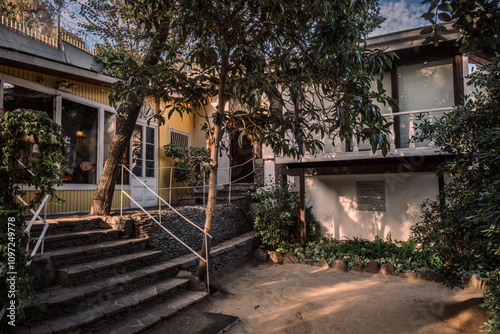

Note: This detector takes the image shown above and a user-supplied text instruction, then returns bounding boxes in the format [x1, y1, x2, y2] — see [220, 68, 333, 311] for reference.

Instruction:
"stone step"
[31, 229, 121, 251]
[17, 279, 200, 334]
[105, 291, 208, 334]
[57, 249, 164, 286]
[34, 237, 150, 268]
[27, 216, 108, 237]
[30, 259, 184, 318]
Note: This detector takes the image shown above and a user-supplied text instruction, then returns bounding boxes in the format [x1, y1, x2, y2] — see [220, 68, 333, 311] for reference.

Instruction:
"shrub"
[250, 180, 320, 251]
[0, 108, 68, 328]
[294, 234, 443, 274]
[164, 143, 211, 195]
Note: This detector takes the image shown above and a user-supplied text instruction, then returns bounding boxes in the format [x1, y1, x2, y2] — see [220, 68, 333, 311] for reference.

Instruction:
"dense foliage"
[295, 234, 443, 273]
[420, 0, 500, 54]
[164, 143, 211, 193]
[0, 109, 68, 328]
[411, 56, 500, 333]
[250, 181, 320, 251]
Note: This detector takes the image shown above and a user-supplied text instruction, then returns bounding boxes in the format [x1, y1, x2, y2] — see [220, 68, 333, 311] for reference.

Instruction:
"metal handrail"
[1, 161, 51, 322]
[15, 159, 50, 264]
[154, 155, 256, 205]
[120, 165, 212, 293]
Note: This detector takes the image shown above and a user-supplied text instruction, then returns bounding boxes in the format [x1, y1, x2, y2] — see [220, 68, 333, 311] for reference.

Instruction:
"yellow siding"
[22, 190, 130, 214]
[0, 66, 110, 106]
[157, 100, 195, 203]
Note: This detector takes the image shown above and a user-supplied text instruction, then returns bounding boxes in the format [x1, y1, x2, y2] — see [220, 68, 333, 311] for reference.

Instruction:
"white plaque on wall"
[357, 181, 386, 211]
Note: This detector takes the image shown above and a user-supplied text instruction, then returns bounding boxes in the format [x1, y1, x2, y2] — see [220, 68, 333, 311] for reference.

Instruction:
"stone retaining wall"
[180, 232, 258, 275]
[113, 199, 254, 261]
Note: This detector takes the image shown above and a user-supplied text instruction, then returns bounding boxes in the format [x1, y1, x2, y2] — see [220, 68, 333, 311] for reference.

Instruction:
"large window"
[61, 99, 98, 184]
[398, 58, 453, 148]
[3, 82, 54, 118]
[0, 75, 157, 189]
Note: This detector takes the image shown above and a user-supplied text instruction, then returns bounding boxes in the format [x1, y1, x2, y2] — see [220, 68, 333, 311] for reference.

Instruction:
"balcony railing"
[314, 107, 452, 155]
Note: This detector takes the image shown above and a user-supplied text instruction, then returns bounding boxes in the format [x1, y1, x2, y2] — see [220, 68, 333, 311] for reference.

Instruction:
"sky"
[55, 0, 431, 48]
[371, 0, 430, 36]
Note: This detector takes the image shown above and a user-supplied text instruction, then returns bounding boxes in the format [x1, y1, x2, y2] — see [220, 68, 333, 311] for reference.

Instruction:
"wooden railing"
[0, 14, 95, 55]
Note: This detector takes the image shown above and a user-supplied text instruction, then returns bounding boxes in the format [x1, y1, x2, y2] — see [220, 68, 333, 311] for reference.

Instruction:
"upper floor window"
[398, 58, 453, 148]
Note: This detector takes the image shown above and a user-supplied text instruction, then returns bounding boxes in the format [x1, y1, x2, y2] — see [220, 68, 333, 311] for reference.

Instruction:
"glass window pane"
[146, 127, 154, 144]
[146, 144, 155, 161]
[3, 82, 54, 119]
[398, 59, 453, 148]
[132, 126, 143, 177]
[132, 160, 143, 177]
[61, 99, 98, 184]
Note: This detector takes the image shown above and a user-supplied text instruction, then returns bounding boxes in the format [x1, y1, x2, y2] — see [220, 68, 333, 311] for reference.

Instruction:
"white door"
[130, 125, 158, 208]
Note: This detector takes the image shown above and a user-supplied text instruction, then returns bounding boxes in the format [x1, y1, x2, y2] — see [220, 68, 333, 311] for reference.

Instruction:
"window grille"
[169, 128, 190, 149]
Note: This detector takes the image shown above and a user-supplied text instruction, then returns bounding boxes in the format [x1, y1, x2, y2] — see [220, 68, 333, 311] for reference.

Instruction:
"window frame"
[0, 72, 137, 190]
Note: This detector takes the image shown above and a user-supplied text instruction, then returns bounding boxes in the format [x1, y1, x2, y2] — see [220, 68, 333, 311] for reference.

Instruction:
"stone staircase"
[17, 216, 208, 334]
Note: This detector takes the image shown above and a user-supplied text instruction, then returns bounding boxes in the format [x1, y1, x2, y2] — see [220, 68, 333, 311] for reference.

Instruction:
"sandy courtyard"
[197, 261, 488, 334]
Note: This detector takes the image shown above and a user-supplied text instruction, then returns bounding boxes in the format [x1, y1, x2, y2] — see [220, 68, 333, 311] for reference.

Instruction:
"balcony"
[275, 107, 452, 164]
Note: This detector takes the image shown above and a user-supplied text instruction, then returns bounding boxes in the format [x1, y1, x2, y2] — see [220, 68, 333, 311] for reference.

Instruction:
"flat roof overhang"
[278, 154, 454, 177]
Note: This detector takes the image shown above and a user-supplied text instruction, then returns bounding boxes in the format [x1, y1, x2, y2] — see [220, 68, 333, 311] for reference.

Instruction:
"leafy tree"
[412, 54, 500, 334]
[0, 109, 69, 329]
[80, 0, 395, 279]
[420, 0, 500, 53]
[172, 0, 395, 278]
[81, 0, 184, 215]
[418, 2, 500, 332]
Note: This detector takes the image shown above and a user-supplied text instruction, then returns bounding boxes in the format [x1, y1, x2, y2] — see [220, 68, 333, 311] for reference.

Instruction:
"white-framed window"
[0, 72, 156, 189]
[169, 128, 191, 149]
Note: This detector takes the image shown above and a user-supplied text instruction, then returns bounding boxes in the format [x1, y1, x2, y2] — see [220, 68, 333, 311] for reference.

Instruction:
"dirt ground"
[198, 261, 489, 334]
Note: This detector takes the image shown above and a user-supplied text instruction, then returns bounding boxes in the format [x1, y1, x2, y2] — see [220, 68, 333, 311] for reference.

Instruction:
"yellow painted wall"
[157, 100, 196, 203]
[22, 190, 130, 214]
[0, 65, 110, 105]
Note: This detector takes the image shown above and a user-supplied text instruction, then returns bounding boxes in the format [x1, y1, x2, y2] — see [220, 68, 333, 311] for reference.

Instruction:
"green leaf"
[438, 12, 452, 22]
[420, 26, 434, 35]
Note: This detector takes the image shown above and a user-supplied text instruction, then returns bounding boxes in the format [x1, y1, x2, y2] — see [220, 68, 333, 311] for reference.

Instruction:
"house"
[0, 16, 198, 214]
[256, 24, 495, 241]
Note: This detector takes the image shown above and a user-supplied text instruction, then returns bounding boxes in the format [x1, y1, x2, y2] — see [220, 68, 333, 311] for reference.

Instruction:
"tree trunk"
[90, 104, 142, 216]
[196, 53, 229, 279]
[89, 22, 171, 216]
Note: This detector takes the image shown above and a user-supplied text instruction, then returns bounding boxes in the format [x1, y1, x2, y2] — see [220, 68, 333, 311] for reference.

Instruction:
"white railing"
[382, 106, 451, 149]
[120, 165, 213, 293]
[154, 155, 256, 206]
[0, 14, 95, 55]
[0, 160, 50, 322]
[303, 106, 452, 155]
[15, 159, 50, 265]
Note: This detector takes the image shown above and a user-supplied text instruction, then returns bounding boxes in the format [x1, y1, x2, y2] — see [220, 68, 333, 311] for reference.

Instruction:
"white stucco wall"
[306, 172, 439, 241]
[192, 101, 231, 186]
